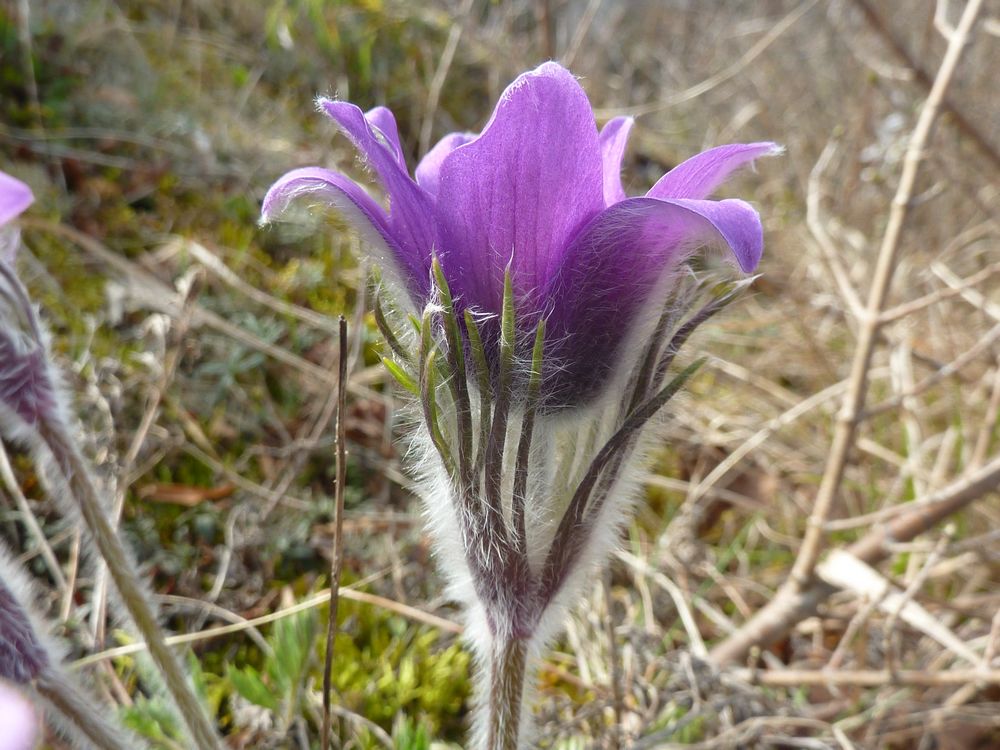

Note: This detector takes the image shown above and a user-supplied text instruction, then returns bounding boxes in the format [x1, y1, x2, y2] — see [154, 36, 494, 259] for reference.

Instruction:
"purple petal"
[599, 116, 634, 205]
[648, 142, 781, 201]
[415, 132, 475, 198]
[0, 172, 33, 228]
[364, 106, 406, 170]
[319, 99, 436, 288]
[262, 167, 429, 299]
[541, 196, 763, 405]
[434, 62, 604, 313]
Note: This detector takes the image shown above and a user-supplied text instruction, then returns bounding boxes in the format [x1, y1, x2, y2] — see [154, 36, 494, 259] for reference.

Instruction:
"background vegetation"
[2, 0, 1000, 747]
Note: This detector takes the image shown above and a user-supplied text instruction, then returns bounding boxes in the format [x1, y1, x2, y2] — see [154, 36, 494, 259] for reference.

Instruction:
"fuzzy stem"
[37, 422, 223, 750]
[35, 667, 142, 750]
[482, 636, 529, 750]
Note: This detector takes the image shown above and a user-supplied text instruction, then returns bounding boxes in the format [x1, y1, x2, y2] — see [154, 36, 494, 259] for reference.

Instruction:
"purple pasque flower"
[0, 172, 61, 434]
[0, 171, 33, 268]
[0, 579, 50, 685]
[265, 63, 776, 749]
[264, 62, 776, 408]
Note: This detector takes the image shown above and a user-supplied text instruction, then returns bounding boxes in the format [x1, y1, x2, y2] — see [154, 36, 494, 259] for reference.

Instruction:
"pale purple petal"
[319, 99, 436, 283]
[364, 106, 406, 170]
[598, 116, 634, 205]
[262, 167, 429, 299]
[0, 682, 38, 750]
[540, 196, 763, 405]
[0, 172, 33, 228]
[648, 142, 781, 201]
[434, 62, 604, 313]
[415, 132, 475, 198]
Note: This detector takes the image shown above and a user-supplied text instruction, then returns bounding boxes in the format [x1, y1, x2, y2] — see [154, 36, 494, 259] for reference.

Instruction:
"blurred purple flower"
[0, 580, 49, 685]
[0, 172, 33, 233]
[0, 171, 59, 432]
[264, 62, 777, 407]
[0, 681, 38, 750]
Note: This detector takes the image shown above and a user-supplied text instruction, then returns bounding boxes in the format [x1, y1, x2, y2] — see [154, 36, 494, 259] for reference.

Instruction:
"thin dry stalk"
[711, 450, 1000, 664]
[321, 317, 348, 750]
[419, 0, 475, 156]
[74, 585, 462, 670]
[734, 668, 1000, 687]
[791, 0, 984, 587]
[849, 0, 1000, 171]
[94, 273, 201, 646]
[710, 0, 986, 668]
[0, 442, 66, 593]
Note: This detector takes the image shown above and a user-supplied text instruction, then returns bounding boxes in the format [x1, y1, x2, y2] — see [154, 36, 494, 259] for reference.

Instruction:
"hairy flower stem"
[484, 636, 529, 750]
[35, 669, 137, 750]
[37, 421, 223, 750]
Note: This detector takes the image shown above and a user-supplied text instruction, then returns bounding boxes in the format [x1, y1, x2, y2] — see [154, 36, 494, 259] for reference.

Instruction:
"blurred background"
[2, 0, 1000, 747]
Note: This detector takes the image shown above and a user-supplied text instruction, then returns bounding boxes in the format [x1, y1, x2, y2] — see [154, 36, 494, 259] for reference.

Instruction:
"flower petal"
[434, 62, 604, 313]
[648, 142, 781, 201]
[319, 99, 436, 286]
[415, 132, 475, 198]
[599, 116, 634, 205]
[364, 106, 406, 170]
[0, 682, 38, 750]
[541, 196, 763, 405]
[0, 172, 33, 228]
[262, 167, 429, 300]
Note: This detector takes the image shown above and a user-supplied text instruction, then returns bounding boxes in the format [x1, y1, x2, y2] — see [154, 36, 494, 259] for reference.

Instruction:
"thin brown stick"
[73, 585, 463, 670]
[850, 0, 1000, 172]
[94, 271, 201, 646]
[710, 451, 1000, 664]
[598, 0, 819, 119]
[321, 317, 348, 750]
[789, 0, 984, 588]
[0, 442, 66, 593]
[734, 668, 1000, 687]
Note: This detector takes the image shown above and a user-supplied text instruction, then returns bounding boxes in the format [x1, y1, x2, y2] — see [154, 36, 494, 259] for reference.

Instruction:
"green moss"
[218, 586, 470, 745]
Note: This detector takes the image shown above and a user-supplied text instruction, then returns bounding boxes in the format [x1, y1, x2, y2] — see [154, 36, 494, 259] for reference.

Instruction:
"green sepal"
[422, 347, 455, 477]
[418, 310, 455, 476]
[374, 296, 412, 365]
[463, 309, 492, 473]
[528, 317, 545, 397]
[512, 317, 546, 555]
[382, 357, 419, 396]
[499, 268, 515, 393]
[432, 256, 471, 479]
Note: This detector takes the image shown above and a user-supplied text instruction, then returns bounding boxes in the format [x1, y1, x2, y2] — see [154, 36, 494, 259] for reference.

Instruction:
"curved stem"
[38, 422, 223, 750]
[36, 667, 141, 750]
